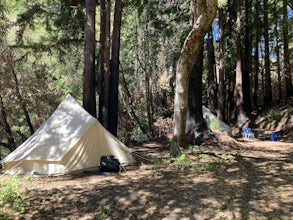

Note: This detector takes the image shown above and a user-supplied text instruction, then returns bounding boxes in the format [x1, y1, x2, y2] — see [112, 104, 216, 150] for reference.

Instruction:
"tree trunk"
[217, 8, 225, 121]
[273, 0, 282, 102]
[83, 0, 96, 118]
[108, 0, 122, 136]
[171, 0, 217, 156]
[207, 27, 217, 115]
[283, 0, 292, 99]
[98, 0, 111, 127]
[145, 25, 154, 136]
[264, 0, 272, 108]
[253, 0, 260, 109]
[0, 95, 16, 152]
[234, 0, 246, 122]
[186, 45, 207, 135]
[243, 0, 252, 112]
[98, 0, 106, 124]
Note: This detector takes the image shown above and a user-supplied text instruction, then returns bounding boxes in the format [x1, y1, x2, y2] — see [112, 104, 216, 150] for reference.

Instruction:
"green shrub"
[0, 176, 25, 212]
[266, 109, 281, 120]
[0, 211, 10, 220]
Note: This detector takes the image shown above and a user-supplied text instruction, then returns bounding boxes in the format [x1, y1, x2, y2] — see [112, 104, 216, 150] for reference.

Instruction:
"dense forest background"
[0, 0, 292, 155]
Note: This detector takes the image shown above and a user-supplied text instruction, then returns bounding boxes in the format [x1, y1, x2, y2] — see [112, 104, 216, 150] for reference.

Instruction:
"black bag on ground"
[100, 155, 121, 172]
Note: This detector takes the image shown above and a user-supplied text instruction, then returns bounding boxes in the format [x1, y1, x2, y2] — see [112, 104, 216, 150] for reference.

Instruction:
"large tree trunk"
[253, 0, 260, 109]
[207, 27, 217, 115]
[171, 0, 217, 156]
[243, 0, 252, 112]
[98, 0, 111, 127]
[264, 0, 272, 108]
[283, 0, 292, 99]
[234, 0, 246, 122]
[83, 0, 96, 118]
[273, 0, 282, 102]
[217, 8, 225, 121]
[108, 0, 122, 136]
[186, 45, 207, 136]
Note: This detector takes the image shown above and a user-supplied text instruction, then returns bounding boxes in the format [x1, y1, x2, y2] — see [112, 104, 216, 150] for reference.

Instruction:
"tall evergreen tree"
[217, 7, 225, 121]
[108, 0, 123, 136]
[283, 0, 292, 98]
[253, 0, 260, 109]
[234, 0, 245, 122]
[83, 0, 96, 118]
[263, 0, 272, 107]
[98, 0, 111, 127]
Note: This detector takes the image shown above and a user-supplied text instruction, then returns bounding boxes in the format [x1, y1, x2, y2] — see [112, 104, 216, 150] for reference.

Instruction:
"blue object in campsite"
[270, 132, 278, 141]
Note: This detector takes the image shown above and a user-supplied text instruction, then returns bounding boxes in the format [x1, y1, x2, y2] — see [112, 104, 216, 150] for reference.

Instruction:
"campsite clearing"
[1, 131, 292, 220]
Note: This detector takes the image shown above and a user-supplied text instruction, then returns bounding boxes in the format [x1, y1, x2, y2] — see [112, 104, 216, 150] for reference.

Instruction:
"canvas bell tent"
[2, 94, 135, 175]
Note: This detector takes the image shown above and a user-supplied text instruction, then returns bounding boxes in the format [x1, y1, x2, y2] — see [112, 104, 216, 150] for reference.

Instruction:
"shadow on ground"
[14, 137, 293, 220]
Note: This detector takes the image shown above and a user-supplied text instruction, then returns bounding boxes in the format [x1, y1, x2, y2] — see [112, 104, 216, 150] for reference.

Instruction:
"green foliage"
[0, 176, 25, 213]
[210, 119, 220, 130]
[220, 201, 235, 211]
[218, 0, 228, 8]
[172, 151, 191, 170]
[178, 153, 190, 166]
[266, 109, 281, 120]
[189, 145, 200, 151]
[0, 211, 10, 220]
[95, 202, 110, 220]
[200, 161, 221, 171]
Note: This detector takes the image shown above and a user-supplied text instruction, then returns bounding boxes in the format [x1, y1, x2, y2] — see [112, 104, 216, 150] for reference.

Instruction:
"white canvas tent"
[2, 94, 135, 176]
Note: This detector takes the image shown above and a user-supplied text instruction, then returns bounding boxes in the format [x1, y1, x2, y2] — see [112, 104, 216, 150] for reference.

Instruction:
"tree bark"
[243, 0, 252, 112]
[283, 0, 292, 99]
[264, 0, 272, 108]
[207, 27, 217, 114]
[186, 45, 207, 135]
[217, 8, 225, 121]
[273, 0, 282, 102]
[108, 0, 122, 136]
[83, 0, 96, 118]
[253, 0, 260, 109]
[171, 0, 217, 156]
[234, 0, 246, 122]
[98, 0, 111, 127]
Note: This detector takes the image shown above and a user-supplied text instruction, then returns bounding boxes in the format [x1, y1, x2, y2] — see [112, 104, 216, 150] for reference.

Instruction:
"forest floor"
[0, 106, 293, 220]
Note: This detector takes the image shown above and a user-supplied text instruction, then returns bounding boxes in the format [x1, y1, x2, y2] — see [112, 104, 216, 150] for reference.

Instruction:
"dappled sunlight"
[1, 134, 292, 219]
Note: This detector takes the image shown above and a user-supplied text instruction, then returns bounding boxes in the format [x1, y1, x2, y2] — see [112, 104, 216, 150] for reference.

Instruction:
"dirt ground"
[1, 129, 292, 220]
